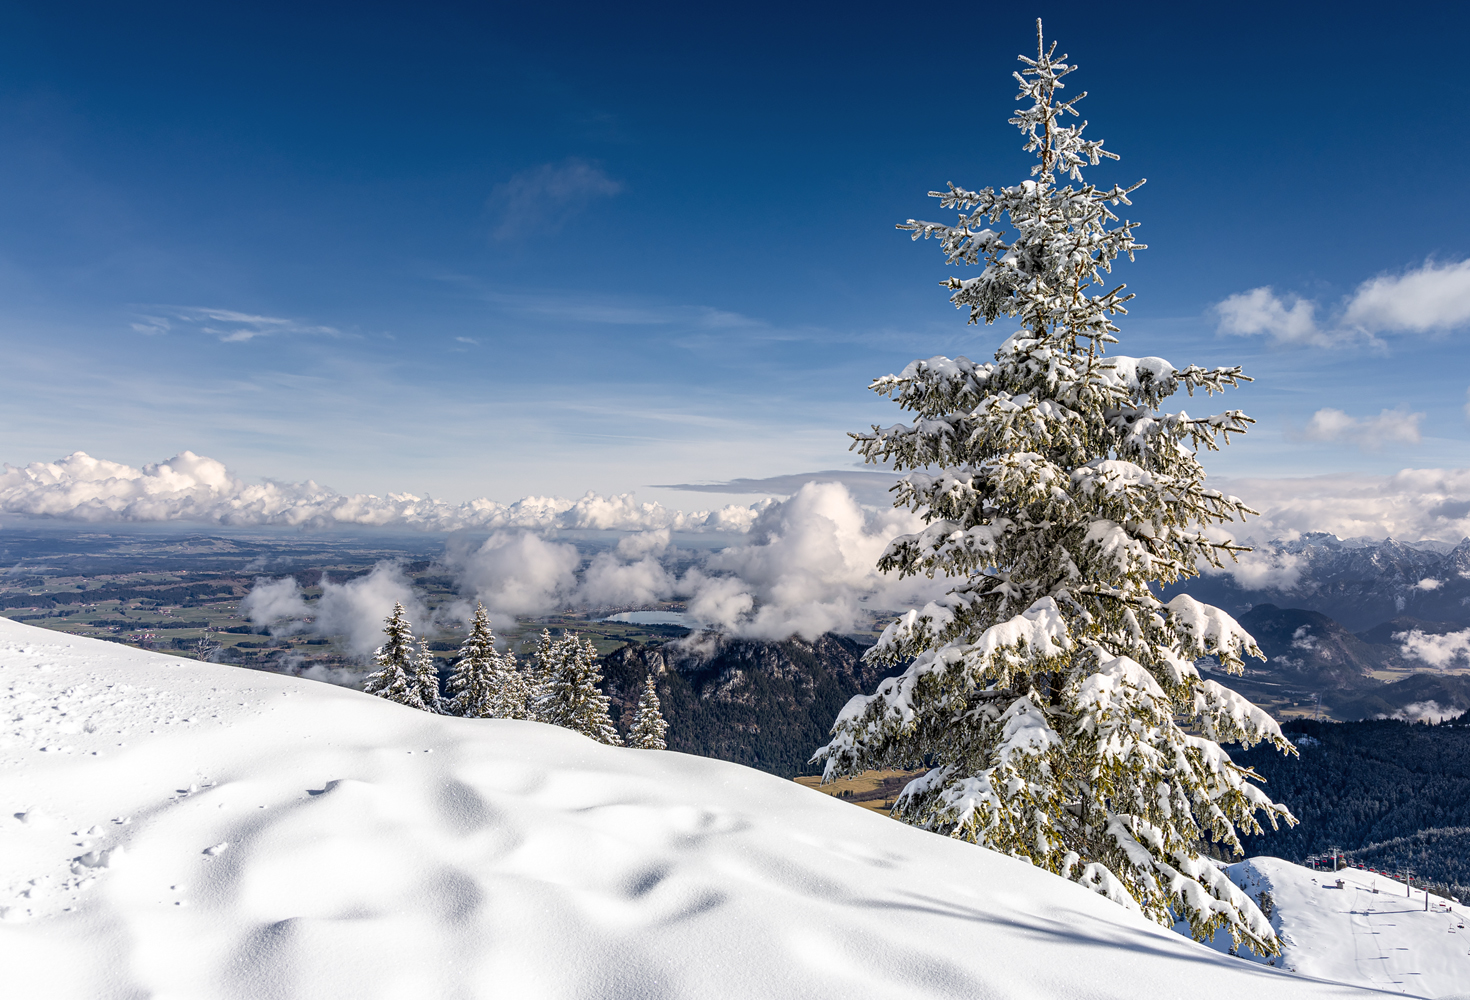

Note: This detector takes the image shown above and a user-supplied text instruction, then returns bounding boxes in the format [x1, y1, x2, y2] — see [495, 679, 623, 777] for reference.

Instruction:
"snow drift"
[0, 618, 1382, 999]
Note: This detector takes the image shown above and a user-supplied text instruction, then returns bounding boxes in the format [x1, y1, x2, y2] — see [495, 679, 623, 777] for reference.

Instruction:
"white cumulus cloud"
[314, 564, 427, 657]
[239, 577, 310, 630]
[684, 482, 944, 640]
[1303, 407, 1423, 450]
[242, 562, 427, 658]
[1215, 259, 1470, 347]
[1215, 287, 1326, 346]
[0, 451, 766, 533]
[1205, 544, 1304, 592]
[442, 532, 581, 624]
[1394, 629, 1470, 670]
[1343, 259, 1470, 334]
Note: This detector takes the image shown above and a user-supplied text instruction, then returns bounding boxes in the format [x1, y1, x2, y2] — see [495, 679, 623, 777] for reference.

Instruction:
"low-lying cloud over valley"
[8, 449, 1470, 645]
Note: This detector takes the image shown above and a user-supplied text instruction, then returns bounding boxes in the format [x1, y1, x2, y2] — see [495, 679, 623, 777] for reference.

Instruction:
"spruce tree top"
[448, 603, 527, 719]
[363, 602, 425, 711]
[629, 672, 669, 750]
[815, 21, 1295, 957]
[534, 632, 622, 747]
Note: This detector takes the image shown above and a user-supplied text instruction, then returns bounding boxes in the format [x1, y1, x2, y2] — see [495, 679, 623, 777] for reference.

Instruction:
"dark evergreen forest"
[599, 635, 889, 778]
[1233, 714, 1470, 899]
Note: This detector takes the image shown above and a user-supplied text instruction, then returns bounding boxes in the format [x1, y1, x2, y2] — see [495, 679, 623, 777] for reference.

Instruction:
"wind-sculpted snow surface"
[0, 450, 765, 532]
[0, 619, 1381, 1000]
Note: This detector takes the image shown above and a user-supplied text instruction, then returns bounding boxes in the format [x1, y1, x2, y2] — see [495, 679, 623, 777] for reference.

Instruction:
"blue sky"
[1, 0, 1467, 507]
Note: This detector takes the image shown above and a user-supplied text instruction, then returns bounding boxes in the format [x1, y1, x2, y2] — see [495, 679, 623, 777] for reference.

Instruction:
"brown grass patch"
[794, 768, 926, 815]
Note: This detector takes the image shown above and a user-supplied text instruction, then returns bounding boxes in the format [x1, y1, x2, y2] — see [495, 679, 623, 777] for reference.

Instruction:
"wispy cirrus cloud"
[1215, 258, 1470, 348]
[488, 158, 623, 240]
[129, 307, 344, 343]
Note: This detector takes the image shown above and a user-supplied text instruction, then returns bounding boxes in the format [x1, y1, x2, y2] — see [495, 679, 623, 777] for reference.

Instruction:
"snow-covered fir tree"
[363, 602, 426, 711]
[628, 672, 669, 750]
[524, 628, 560, 722]
[412, 639, 443, 714]
[813, 21, 1296, 956]
[447, 603, 529, 719]
[533, 630, 622, 746]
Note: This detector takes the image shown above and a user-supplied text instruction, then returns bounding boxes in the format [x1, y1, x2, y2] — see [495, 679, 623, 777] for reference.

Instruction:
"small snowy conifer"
[628, 672, 669, 750]
[362, 602, 426, 710]
[533, 631, 622, 746]
[525, 628, 560, 722]
[447, 604, 528, 718]
[814, 21, 1296, 956]
[412, 639, 443, 714]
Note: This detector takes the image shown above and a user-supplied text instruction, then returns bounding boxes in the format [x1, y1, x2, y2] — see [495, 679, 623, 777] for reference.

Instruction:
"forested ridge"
[600, 635, 887, 778]
[1234, 715, 1470, 897]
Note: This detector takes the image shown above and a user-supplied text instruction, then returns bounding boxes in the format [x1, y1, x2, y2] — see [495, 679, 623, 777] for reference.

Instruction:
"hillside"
[1233, 719, 1470, 898]
[0, 616, 1384, 999]
[1192, 604, 1470, 723]
[1192, 858, 1469, 997]
[600, 634, 886, 777]
[1236, 604, 1391, 688]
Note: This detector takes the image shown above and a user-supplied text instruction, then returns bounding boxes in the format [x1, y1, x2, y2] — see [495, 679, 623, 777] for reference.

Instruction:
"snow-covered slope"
[0, 619, 1389, 999]
[1193, 857, 1470, 998]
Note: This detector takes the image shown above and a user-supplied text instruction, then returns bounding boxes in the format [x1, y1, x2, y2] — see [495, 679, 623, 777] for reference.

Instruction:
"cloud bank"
[16, 452, 1468, 549]
[1216, 258, 1470, 346]
[1395, 629, 1470, 670]
[241, 562, 428, 657]
[241, 483, 945, 647]
[14, 449, 1470, 645]
[0, 451, 767, 533]
[1210, 467, 1470, 544]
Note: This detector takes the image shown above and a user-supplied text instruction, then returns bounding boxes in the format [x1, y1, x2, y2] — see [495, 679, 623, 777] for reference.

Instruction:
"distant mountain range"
[1162, 532, 1470, 630]
[1158, 534, 1470, 721]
